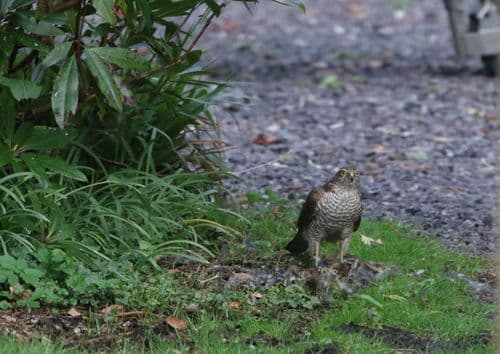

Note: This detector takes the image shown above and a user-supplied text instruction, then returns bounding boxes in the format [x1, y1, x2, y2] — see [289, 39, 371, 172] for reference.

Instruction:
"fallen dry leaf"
[346, 3, 366, 17]
[101, 304, 124, 315]
[19, 292, 30, 299]
[360, 234, 383, 246]
[213, 20, 240, 32]
[252, 133, 283, 145]
[114, 4, 125, 19]
[185, 303, 199, 313]
[1, 315, 16, 322]
[371, 144, 385, 154]
[228, 301, 240, 309]
[67, 308, 82, 317]
[251, 292, 263, 299]
[166, 315, 187, 330]
[231, 272, 253, 282]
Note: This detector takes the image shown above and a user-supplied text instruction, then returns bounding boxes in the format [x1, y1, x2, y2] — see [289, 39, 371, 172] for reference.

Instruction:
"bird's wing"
[297, 187, 325, 231]
[353, 213, 361, 232]
[353, 202, 362, 232]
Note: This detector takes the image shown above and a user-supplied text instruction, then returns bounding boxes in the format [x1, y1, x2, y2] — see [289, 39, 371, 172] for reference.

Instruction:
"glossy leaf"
[20, 154, 49, 185]
[0, 77, 42, 101]
[135, 0, 152, 29]
[0, 89, 15, 142]
[204, 0, 220, 16]
[93, 0, 116, 24]
[42, 42, 73, 67]
[25, 127, 73, 151]
[88, 47, 151, 71]
[34, 154, 87, 182]
[84, 48, 123, 112]
[52, 55, 79, 129]
[13, 13, 64, 36]
[0, 145, 13, 168]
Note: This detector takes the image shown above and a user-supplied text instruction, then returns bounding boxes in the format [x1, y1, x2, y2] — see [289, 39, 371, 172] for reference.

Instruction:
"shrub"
[0, 0, 304, 308]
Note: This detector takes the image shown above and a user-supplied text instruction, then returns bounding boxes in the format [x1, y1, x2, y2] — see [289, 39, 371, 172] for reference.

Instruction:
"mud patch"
[0, 308, 175, 351]
[245, 331, 281, 347]
[305, 342, 343, 354]
[341, 323, 492, 352]
[170, 255, 395, 297]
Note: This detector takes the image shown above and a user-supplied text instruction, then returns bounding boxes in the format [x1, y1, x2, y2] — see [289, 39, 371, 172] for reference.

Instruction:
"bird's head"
[326, 167, 360, 190]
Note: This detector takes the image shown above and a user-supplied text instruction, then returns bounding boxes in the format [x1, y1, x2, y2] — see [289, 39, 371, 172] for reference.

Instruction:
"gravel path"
[204, 0, 498, 253]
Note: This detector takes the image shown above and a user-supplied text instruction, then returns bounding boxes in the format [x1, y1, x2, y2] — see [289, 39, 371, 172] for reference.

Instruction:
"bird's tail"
[285, 232, 308, 255]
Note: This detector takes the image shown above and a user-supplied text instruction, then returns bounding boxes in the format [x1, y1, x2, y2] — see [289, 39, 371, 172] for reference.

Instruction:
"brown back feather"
[297, 187, 325, 231]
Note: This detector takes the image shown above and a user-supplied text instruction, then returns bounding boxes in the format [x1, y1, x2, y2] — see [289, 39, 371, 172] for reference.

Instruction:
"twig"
[232, 159, 281, 177]
[115, 311, 154, 318]
[100, 158, 129, 168]
[200, 274, 219, 284]
[125, 9, 220, 85]
[9, 51, 38, 74]
[165, 7, 196, 43]
[51, 0, 79, 12]
[7, 46, 19, 73]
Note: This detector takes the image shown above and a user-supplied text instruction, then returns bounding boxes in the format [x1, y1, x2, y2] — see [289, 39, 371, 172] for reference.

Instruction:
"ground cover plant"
[0, 197, 494, 353]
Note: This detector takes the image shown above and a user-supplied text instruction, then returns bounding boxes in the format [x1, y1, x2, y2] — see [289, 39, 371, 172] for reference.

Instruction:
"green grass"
[1, 203, 494, 353]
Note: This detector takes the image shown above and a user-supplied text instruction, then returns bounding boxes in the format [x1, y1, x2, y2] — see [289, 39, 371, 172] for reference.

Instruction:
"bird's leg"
[314, 240, 320, 267]
[340, 236, 352, 263]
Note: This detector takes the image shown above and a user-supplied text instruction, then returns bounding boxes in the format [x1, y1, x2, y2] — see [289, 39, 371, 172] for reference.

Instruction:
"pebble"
[205, 0, 496, 253]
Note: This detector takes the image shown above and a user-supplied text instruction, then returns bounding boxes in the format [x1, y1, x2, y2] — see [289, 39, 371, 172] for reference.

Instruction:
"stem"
[9, 51, 38, 74]
[51, 0, 80, 12]
[124, 9, 221, 85]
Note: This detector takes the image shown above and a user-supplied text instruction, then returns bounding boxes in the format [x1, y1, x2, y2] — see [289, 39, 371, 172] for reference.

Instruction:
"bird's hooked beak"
[348, 172, 355, 183]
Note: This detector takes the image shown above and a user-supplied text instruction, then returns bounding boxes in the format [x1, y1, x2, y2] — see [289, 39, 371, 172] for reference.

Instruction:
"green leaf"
[21, 153, 49, 185]
[13, 14, 64, 36]
[25, 126, 73, 151]
[42, 42, 73, 67]
[356, 294, 384, 309]
[32, 154, 87, 182]
[84, 49, 123, 111]
[205, 0, 220, 16]
[13, 123, 33, 147]
[0, 32, 13, 74]
[0, 77, 42, 100]
[135, 0, 152, 29]
[93, 0, 117, 24]
[0, 145, 13, 168]
[1, 0, 32, 14]
[51, 54, 79, 129]
[151, 0, 197, 17]
[0, 89, 15, 142]
[0, 254, 22, 272]
[88, 47, 151, 71]
[21, 268, 44, 285]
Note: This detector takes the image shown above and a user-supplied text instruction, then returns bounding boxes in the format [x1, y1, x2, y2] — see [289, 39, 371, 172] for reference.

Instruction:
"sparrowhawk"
[285, 167, 362, 266]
